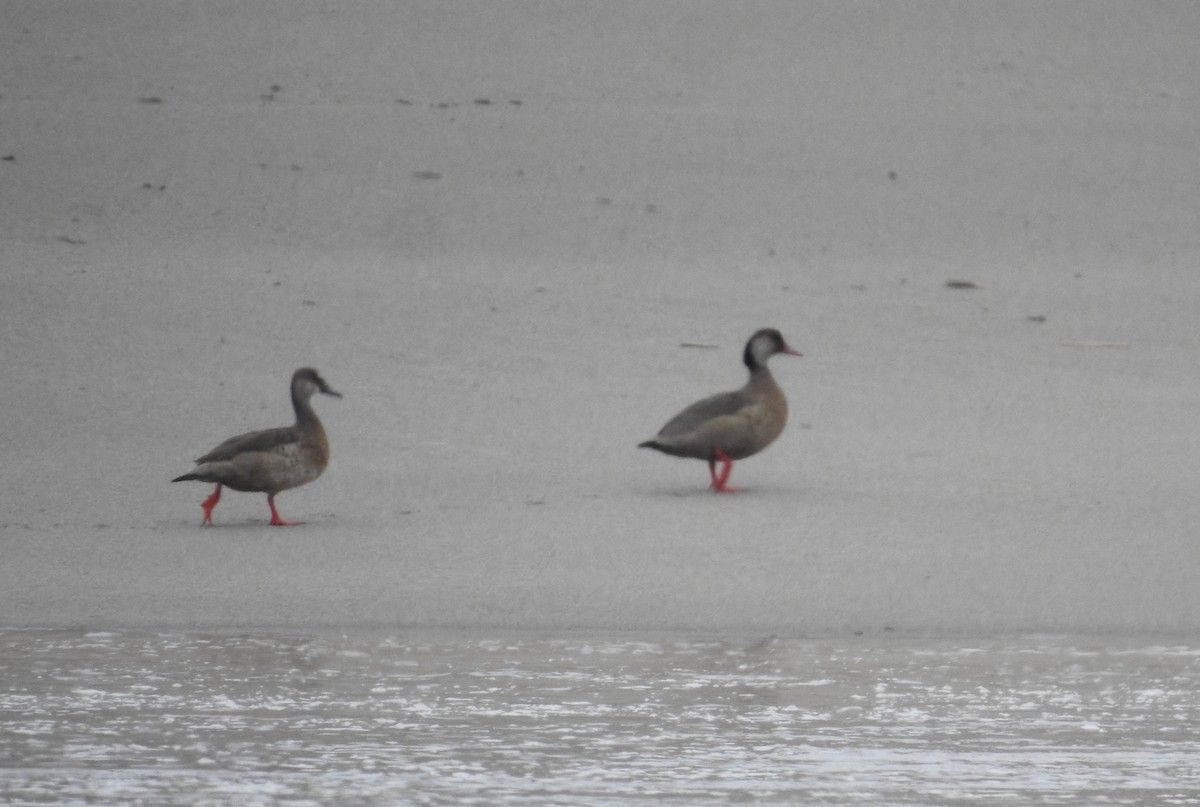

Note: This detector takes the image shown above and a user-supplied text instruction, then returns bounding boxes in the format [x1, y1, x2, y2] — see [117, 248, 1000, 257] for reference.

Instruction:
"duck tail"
[638, 440, 662, 451]
[171, 472, 201, 483]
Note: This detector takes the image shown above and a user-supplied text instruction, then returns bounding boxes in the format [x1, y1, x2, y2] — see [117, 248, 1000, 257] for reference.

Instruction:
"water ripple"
[2, 631, 1199, 804]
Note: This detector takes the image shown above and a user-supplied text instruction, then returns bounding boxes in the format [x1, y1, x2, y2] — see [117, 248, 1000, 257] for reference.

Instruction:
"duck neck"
[746, 359, 773, 379]
[745, 364, 780, 397]
[292, 389, 322, 430]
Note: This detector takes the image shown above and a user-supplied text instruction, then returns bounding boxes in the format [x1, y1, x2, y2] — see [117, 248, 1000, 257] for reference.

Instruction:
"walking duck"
[639, 328, 801, 492]
[172, 367, 342, 525]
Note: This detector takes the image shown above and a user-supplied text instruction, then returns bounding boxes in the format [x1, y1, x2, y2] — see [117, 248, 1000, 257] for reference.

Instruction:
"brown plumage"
[172, 367, 341, 525]
[639, 329, 801, 492]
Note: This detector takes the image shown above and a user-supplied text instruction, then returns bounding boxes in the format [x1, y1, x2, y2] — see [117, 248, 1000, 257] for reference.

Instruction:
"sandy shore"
[3, 1, 1199, 634]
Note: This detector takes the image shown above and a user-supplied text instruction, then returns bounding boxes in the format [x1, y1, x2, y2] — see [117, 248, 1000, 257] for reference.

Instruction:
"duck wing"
[656, 390, 747, 438]
[194, 426, 298, 464]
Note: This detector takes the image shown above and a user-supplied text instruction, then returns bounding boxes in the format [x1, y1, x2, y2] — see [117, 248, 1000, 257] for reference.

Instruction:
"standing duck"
[172, 367, 342, 525]
[639, 328, 801, 492]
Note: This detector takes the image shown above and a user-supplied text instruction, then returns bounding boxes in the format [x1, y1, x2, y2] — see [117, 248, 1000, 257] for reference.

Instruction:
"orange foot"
[267, 494, 303, 526]
[201, 484, 222, 525]
[708, 450, 744, 493]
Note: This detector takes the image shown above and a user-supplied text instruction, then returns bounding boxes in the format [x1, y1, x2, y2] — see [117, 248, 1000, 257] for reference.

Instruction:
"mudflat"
[2, 2, 1198, 634]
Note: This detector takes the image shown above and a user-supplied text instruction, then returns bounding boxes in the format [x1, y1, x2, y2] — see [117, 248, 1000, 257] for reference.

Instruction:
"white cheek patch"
[749, 335, 775, 366]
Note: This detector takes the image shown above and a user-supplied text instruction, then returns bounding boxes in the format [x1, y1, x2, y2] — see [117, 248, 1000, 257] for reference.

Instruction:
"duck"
[172, 367, 342, 525]
[639, 328, 801, 492]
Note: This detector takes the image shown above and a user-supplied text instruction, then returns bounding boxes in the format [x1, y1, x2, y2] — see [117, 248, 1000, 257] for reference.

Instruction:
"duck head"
[742, 328, 802, 371]
[292, 367, 343, 401]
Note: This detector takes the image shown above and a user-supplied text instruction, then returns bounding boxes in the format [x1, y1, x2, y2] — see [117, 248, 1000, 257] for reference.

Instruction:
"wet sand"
[2, 2, 1199, 635]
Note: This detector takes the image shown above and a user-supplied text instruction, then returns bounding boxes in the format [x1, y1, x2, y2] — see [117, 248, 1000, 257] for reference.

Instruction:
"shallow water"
[2, 630, 1199, 805]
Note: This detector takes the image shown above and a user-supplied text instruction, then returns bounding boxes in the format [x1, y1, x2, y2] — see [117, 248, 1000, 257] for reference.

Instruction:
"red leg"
[710, 450, 743, 493]
[200, 484, 222, 525]
[267, 494, 303, 526]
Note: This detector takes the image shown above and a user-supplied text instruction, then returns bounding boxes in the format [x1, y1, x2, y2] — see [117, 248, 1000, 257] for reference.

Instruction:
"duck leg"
[200, 484, 222, 525]
[709, 449, 743, 493]
[267, 494, 303, 527]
